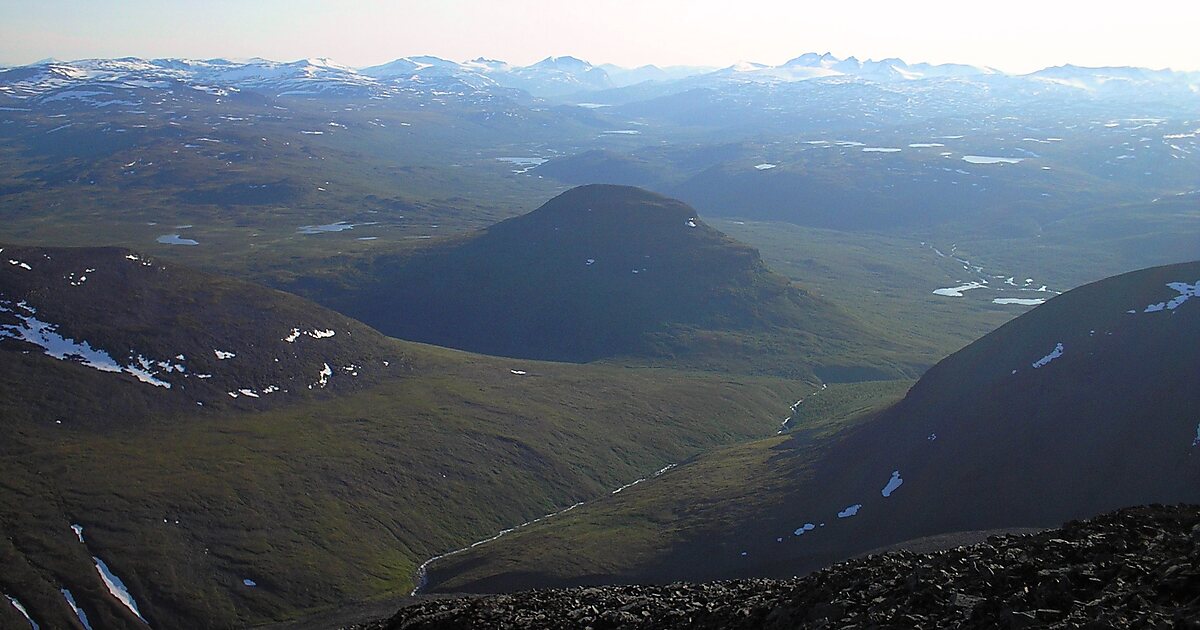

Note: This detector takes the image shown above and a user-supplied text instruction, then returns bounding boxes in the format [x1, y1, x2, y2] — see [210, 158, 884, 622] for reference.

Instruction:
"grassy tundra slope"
[0, 245, 803, 629]
[421, 261, 1200, 594]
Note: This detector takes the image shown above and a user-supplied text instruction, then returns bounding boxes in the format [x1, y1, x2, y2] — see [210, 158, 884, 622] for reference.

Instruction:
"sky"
[2, 0, 1198, 73]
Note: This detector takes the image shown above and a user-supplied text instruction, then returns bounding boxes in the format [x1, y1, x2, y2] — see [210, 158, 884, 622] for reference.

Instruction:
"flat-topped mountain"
[417, 260, 1200, 593]
[334, 185, 908, 379]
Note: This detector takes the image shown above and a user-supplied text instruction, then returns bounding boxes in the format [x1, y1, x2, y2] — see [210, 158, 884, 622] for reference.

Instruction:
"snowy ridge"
[5, 54, 1196, 105]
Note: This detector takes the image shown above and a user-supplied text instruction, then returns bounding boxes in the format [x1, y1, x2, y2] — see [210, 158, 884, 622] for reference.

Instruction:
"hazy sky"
[2, 0, 1198, 72]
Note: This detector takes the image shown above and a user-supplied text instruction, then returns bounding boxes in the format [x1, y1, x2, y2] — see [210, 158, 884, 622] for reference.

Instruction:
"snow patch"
[4, 595, 37, 629]
[993, 298, 1046, 306]
[962, 155, 1023, 165]
[297, 221, 354, 234]
[0, 300, 175, 387]
[314, 362, 332, 388]
[1140, 281, 1198, 313]
[754, 163, 777, 170]
[214, 349, 235, 360]
[156, 234, 198, 246]
[93, 556, 147, 622]
[793, 523, 816, 536]
[881, 470, 903, 497]
[71, 523, 85, 542]
[837, 504, 862, 518]
[61, 589, 92, 630]
[1032, 342, 1064, 368]
[933, 282, 987, 297]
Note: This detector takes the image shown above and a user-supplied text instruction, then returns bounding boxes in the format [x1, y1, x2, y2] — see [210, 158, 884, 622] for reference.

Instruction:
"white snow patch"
[156, 234, 198, 246]
[754, 163, 777, 170]
[933, 281, 987, 297]
[0, 301, 176, 387]
[4, 595, 37, 629]
[214, 349, 236, 360]
[71, 523, 85, 542]
[862, 147, 902, 153]
[306, 329, 335, 339]
[1140, 281, 1199, 312]
[93, 556, 146, 622]
[509, 369, 527, 376]
[881, 470, 903, 497]
[297, 221, 354, 234]
[243, 579, 257, 587]
[1032, 342, 1064, 368]
[993, 298, 1046, 306]
[314, 362, 332, 388]
[837, 504, 862, 518]
[61, 589, 92, 630]
[283, 328, 301, 343]
[793, 523, 816, 536]
[8, 259, 32, 270]
[908, 143, 945, 148]
[962, 155, 1023, 164]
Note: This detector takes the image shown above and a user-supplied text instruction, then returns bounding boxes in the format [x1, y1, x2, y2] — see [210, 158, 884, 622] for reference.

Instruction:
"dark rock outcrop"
[353, 504, 1200, 629]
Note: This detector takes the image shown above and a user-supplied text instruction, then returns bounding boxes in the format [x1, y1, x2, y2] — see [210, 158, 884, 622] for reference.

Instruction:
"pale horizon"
[2, 0, 1199, 74]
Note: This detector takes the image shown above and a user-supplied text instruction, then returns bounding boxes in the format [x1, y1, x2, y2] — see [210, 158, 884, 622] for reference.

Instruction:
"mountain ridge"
[5, 52, 1197, 103]
[416, 260, 1200, 594]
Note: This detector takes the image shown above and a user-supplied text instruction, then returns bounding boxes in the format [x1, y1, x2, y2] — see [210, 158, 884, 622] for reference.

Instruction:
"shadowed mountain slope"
[419, 261, 1200, 593]
[332, 185, 917, 380]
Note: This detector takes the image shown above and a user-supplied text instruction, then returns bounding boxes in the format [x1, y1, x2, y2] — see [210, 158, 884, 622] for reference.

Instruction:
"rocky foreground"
[352, 505, 1200, 629]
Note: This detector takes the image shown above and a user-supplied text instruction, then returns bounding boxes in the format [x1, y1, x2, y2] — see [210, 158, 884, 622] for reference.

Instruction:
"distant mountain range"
[2, 52, 1197, 102]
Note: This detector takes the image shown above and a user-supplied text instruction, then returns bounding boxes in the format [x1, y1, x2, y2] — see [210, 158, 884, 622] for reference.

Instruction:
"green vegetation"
[0, 246, 807, 628]
[424, 379, 913, 593]
[425, 261, 1200, 596]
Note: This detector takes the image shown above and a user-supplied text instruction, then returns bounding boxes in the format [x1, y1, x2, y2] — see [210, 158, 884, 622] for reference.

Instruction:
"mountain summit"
[335, 185, 900, 378]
